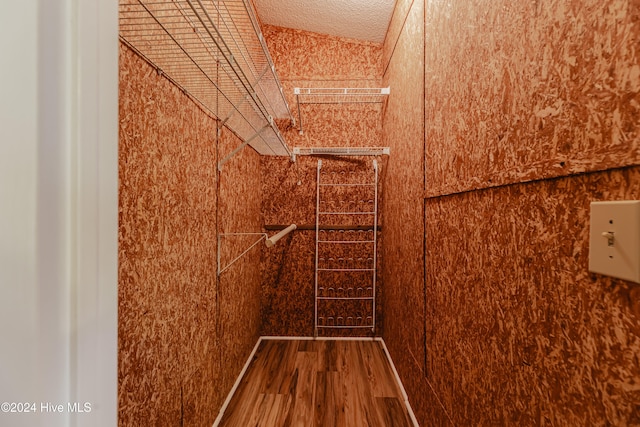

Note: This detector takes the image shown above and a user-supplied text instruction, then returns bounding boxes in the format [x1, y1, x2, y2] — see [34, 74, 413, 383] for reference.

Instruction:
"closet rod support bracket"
[218, 124, 270, 171]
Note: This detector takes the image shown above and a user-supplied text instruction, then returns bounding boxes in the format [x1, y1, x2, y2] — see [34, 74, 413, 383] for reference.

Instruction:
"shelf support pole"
[218, 124, 269, 171]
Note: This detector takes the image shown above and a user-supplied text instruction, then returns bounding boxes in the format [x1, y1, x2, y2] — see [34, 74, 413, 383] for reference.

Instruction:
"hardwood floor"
[218, 339, 415, 427]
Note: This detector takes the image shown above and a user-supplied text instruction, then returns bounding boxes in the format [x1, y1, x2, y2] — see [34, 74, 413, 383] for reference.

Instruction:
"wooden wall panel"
[379, 0, 427, 416]
[261, 222, 316, 336]
[260, 157, 385, 337]
[264, 25, 382, 81]
[289, 104, 384, 148]
[260, 26, 385, 337]
[119, 43, 262, 426]
[425, 167, 640, 425]
[424, 0, 640, 197]
[119, 43, 219, 426]
[382, 0, 414, 71]
[217, 128, 263, 386]
[263, 25, 384, 149]
[377, 0, 640, 425]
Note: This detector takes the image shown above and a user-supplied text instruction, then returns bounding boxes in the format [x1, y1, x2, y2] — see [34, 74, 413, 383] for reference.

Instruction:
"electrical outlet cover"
[588, 200, 640, 284]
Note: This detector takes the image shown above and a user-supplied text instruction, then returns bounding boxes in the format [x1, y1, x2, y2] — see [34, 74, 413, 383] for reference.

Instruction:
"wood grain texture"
[382, 0, 414, 73]
[264, 25, 383, 82]
[119, 42, 263, 426]
[218, 339, 413, 427]
[382, 0, 640, 425]
[424, 0, 640, 197]
[263, 25, 384, 149]
[217, 127, 264, 402]
[261, 157, 385, 337]
[119, 42, 219, 426]
[425, 167, 640, 425]
[380, 0, 427, 419]
[260, 25, 386, 338]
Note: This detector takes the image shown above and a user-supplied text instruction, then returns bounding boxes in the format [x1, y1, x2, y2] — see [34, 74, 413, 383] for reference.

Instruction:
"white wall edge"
[260, 335, 381, 341]
[211, 337, 264, 427]
[379, 338, 420, 427]
[71, 0, 119, 425]
[213, 336, 418, 426]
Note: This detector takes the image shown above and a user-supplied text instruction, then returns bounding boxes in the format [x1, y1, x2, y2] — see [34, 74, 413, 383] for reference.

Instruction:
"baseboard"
[379, 339, 420, 427]
[211, 337, 263, 427]
[261, 335, 380, 341]
[213, 335, 420, 427]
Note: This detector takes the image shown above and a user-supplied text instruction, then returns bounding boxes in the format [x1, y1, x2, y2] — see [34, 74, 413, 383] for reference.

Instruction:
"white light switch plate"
[589, 200, 640, 284]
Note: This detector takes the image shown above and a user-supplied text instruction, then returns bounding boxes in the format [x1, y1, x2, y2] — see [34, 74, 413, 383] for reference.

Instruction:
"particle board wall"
[424, 0, 640, 197]
[382, 0, 415, 72]
[263, 25, 383, 147]
[260, 157, 385, 337]
[424, 167, 640, 425]
[380, 0, 640, 425]
[216, 127, 263, 387]
[263, 24, 382, 81]
[118, 43, 262, 426]
[379, 0, 429, 422]
[260, 26, 385, 336]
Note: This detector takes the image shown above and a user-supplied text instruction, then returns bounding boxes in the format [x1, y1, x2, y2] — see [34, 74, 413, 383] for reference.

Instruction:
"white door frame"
[0, 1, 118, 426]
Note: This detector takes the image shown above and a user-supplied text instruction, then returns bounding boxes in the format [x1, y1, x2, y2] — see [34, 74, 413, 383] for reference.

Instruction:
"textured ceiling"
[252, 0, 396, 43]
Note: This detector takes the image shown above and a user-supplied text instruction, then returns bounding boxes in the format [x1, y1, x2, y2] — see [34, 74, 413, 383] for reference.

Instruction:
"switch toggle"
[601, 231, 615, 247]
[589, 200, 640, 284]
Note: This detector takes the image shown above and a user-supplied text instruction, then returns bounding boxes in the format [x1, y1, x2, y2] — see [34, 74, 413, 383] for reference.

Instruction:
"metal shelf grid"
[119, 0, 293, 158]
[314, 159, 379, 337]
[292, 84, 390, 136]
[294, 87, 390, 105]
[293, 147, 390, 160]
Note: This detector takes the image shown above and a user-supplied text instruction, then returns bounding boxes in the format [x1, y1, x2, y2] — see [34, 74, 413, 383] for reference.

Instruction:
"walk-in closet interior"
[117, 0, 640, 425]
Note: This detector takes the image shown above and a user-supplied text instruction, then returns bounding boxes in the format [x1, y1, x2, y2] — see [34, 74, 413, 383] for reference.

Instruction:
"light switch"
[589, 200, 640, 284]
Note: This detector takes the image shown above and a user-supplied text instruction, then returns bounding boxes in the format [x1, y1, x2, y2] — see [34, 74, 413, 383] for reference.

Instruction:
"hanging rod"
[119, 0, 294, 163]
[217, 224, 296, 275]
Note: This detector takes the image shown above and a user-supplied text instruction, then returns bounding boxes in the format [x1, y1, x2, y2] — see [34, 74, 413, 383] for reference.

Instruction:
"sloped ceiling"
[252, 0, 396, 43]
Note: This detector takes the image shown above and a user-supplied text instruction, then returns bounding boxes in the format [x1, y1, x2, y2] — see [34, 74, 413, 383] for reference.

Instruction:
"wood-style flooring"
[218, 339, 414, 427]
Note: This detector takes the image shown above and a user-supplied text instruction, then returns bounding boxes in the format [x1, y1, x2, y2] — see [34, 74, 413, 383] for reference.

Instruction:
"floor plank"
[315, 371, 346, 427]
[288, 351, 316, 425]
[217, 339, 414, 427]
[376, 397, 415, 427]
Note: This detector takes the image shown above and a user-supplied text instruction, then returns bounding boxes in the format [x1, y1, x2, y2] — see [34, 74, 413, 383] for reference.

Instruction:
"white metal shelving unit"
[119, 0, 294, 166]
[292, 146, 390, 162]
[314, 159, 379, 337]
[294, 86, 390, 135]
[295, 87, 390, 105]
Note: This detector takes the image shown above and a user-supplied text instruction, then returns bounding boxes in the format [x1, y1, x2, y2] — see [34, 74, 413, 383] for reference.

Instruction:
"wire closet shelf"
[119, 0, 294, 162]
[293, 85, 389, 135]
[294, 87, 390, 105]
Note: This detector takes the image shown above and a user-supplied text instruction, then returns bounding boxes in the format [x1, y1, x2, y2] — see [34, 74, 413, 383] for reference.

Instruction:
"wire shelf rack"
[292, 147, 390, 160]
[294, 87, 390, 105]
[314, 159, 379, 337]
[292, 84, 389, 135]
[119, 0, 294, 160]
